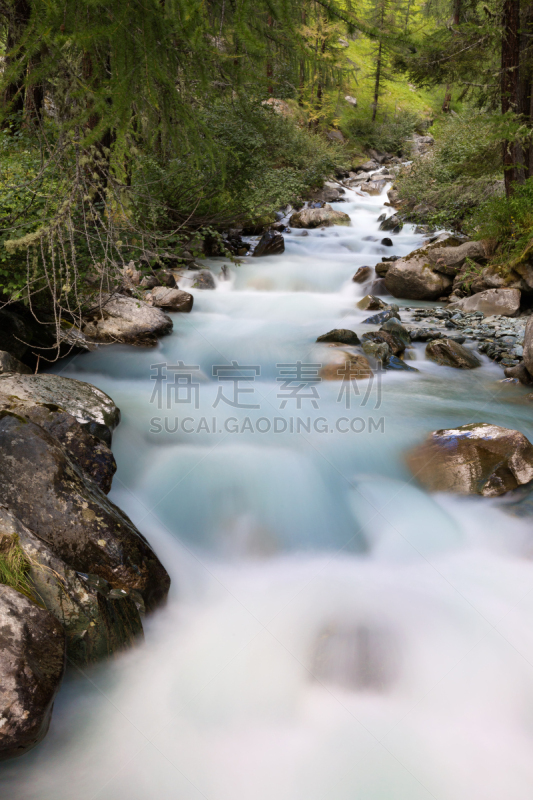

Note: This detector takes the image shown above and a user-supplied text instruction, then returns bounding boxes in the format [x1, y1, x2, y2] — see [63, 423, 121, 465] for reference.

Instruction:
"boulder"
[0, 402, 117, 494]
[82, 295, 173, 346]
[362, 330, 405, 356]
[316, 329, 360, 346]
[0, 351, 31, 375]
[0, 414, 170, 612]
[384, 355, 419, 371]
[365, 180, 388, 196]
[362, 340, 390, 361]
[504, 362, 533, 385]
[310, 186, 345, 204]
[426, 338, 481, 369]
[0, 508, 142, 666]
[0, 585, 65, 761]
[153, 270, 177, 288]
[120, 262, 142, 289]
[0, 374, 120, 431]
[327, 130, 345, 144]
[140, 274, 161, 290]
[290, 204, 351, 229]
[345, 95, 357, 106]
[358, 160, 380, 172]
[380, 318, 411, 347]
[379, 215, 403, 233]
[430, 240, 488, 276]
[448, 288, 521, 317]
[375, 262, 391, 277]
[353, 267, 373, 283]
[150, 287, 194, 313]
[192, 270, 216, 290]
[381, 237, 393, 247]
[523, 316, 533, 377]
[405, 423, 533, 496]
[253, 230, 285, 257]
[384, 238, 465, 300]
[357, 294, 388, 311]
[320, 352, 373, 381]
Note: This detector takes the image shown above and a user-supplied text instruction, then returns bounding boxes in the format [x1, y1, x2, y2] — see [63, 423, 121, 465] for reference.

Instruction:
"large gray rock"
[0, 508, 142, 666]
[406, 423, 533, 497]
[0, 374, 120, 430]
[353, 267, 373, 283]
[290, 204, 351, 229]
[0, 351, 31, 375]
[0, 414, 170, 612]
[192, 270, 216, 290]
[430, 240, 487, 276]
[426, 339, 481, 369]
[82, 294, 173, 346]
[316, 329, 360, 346]
[253, 230, 285, 257]
[149, 286, 194, 312]
[384, 238, 462, 300]
[448, 288, 521, 317]
[0, 585, 65, 761]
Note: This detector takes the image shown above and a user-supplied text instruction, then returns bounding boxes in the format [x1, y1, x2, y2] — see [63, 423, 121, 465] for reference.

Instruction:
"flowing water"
[4, 185, 533, 799]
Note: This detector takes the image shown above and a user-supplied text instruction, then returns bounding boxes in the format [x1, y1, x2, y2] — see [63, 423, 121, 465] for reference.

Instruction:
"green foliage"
[0, 534, 34, 601]
[341, 107, 422, 153]
[467, 178, 533, 263]
[396, 111, 503, 228]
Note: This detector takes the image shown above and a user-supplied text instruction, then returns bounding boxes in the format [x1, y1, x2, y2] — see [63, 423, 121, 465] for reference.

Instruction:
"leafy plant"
[0, 534, 34, 601]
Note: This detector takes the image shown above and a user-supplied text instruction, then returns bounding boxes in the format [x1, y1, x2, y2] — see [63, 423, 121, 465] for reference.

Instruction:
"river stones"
[353, 267, 373, 283]
[384, 355, 419, 371]
[149, 287, 194, 312]
[406, 423, 533, 496]
[357, 294, 388, 311]
[380, 318, 411, 347]
[0, 585, 65, 761]
[316, 329, 360, 346]
[362, 340, 390, 361]
[0, 374, 120, 431]
[426, 338, 481, 369]
[375, 262, 391, 276]
[448, 288, 521, 317]
[320, 352, 373, 380]
[192, 269, 216, 290]
[82, 294, 173, 346]
[379, 214, 403, 233]
[0, 351, 31, 375]
[289, 204, 351, 229]
[0, 414, 170, 612]
[362, 308, 400, 325]
[252, 230, 285, 257]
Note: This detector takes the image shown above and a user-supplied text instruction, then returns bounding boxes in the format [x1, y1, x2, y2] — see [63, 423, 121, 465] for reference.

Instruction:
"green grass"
[0, 534, 34, 600]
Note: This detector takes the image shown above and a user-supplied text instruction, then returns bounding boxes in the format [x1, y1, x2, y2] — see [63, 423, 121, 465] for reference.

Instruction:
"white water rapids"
[4, 186, 533, 799]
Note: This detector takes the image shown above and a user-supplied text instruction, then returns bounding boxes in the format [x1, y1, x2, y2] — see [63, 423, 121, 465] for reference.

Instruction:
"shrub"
[467, 177, 533, 264]
[341, 109, 424, 155]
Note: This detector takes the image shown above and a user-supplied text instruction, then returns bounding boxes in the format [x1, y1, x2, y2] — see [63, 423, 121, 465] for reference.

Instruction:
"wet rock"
[362, 308, 400, 325]
[150, 287, 194, 312]
[504, 362, 533, 385]
[362, 340, 391, 361]
[381, 237, 393, 247]
[153, 270, 177, 288]
[320, 352, 373, 380]
[192, 270, 216, 290]
[406, 327, 443, 342]
[0, 508, 142, 666]
[406, 423, 533, 496]
[140, 274, 161, 290]
[362, 330, 405, 356]
[352, 267, 373, 283]
[316, 329, 360, 346]
[380, 318, 411, 347]
[374, 262, 391, 276]
[448, 288, 521, 317]
[290, 204, 351, 229]
[426, 338, 481, 369]
[357, 294, 388, 311]
[384, 355, 419, 371]
[430, 240, 487, 276]
[523, 316, 533, 376]
[252, 230, 285, 257]
[0, 351, 32, 375]
[309, 186, 345, 204]
[82, 295, 173, 346]
[0, 585, 65, 761]
[366, 181, 388, 196]
[0, 374, 120, 431]
[0, 414, 170, 612]
[379, 215, 403, 233]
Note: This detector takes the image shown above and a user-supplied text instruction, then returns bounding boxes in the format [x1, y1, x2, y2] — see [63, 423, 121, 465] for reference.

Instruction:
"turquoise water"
[3, 186, 533, 799]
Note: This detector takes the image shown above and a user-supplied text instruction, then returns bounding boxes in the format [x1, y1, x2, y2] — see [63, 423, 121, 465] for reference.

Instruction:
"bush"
[341, 109, 424, 155]
[396, 112, 503, 229]
[467, 177, 533, 264]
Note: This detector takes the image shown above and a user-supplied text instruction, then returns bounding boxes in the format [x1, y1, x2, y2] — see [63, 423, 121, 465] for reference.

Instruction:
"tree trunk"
[372, 41, 382, 123]
[501, 0, 521, 196]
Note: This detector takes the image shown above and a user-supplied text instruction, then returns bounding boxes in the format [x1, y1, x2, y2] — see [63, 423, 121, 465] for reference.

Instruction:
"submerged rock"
[0, 585, 65, 761]
[379, 214, 403, 233]
[253, 230, 285, 257]
[192, 270, 216, 290]
[362, 340, 391, 361]
[320, 352, 373, 380]
[289, 204, 351, 229]
[384, 355, 419, 371]
[0, 414, 170, 612]
[82, 295, 173, 346]
[357, 294, 388, 311]
[362, 308, 400, 325]
[406, 423, 533, 496]
[316, 329, 360, 346]
[362, 330, 405, 356]
[426, 338, 481, 369]
[150, 287, 194, 312]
